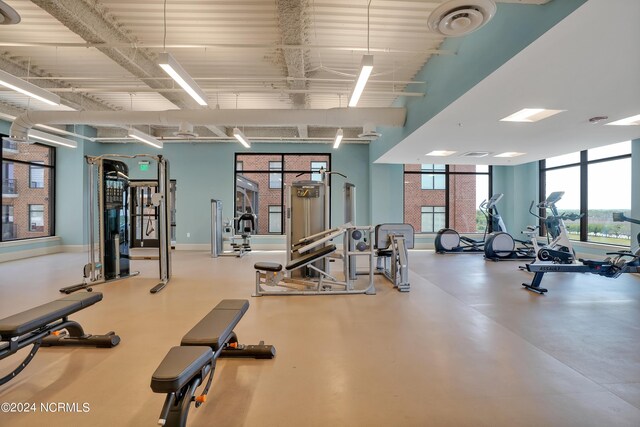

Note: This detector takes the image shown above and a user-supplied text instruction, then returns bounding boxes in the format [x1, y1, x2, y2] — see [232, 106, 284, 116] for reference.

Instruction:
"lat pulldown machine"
[60, 154, 172, 294]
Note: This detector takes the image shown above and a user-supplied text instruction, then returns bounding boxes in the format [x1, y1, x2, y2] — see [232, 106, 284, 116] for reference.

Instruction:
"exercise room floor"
[1, 250, 640, 426]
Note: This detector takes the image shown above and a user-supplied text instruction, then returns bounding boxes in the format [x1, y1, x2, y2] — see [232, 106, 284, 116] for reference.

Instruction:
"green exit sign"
[138, 161, 150, 171]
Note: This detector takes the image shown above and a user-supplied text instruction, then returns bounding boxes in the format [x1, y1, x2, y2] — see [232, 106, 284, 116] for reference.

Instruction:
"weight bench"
[0, 292, 120, 386]
[151, 299, 275, 427]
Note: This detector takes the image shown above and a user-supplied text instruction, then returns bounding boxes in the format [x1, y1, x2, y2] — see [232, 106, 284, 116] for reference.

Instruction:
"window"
[2, 205, 14, 240]
[1, 140, 55, 241]
[404, 164, 491, 233]
[311, 161, 327, 182]
[269, 161, 282, 189]
[268, 205, 282, 233]
[235, 154, 330, 235]
[540, 141, 632, 245]
[29, 204, 44, 232]
[420, 164, 446, 190]
[421, 206, 446, 232]
[236, 160, 243, 172]
[29, 162, 45, 188]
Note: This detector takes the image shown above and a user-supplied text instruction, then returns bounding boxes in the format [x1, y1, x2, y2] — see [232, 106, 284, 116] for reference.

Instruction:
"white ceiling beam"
[30, 0, 199, 110]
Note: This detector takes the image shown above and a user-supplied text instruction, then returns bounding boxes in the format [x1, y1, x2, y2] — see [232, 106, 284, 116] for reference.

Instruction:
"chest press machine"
[374, 224, 414, 292]
[0, 292, 119, 386]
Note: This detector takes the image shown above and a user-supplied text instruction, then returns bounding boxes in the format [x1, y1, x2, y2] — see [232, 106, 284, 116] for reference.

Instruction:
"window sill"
[0, 236, 61, 248]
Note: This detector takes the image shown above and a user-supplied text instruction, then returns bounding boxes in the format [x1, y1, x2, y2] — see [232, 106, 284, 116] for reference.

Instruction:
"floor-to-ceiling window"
[540, 141, 631, 245]
[1, 138, 55, 241]
[404, 164, 492, 233]
[235, 153, 331, 235]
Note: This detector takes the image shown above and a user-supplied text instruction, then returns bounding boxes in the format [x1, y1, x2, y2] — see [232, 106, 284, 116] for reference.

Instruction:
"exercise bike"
[524, 191, 581, 264]
[435, 193, 504, 254]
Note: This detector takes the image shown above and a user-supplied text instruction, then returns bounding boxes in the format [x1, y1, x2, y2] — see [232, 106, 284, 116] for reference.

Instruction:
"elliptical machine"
[435, 194, 505, 254]
[524, 191, 581, 264]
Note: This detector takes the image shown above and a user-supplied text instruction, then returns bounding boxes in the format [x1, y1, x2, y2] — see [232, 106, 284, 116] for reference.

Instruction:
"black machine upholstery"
[286, 245, 336, 271]
[151, 346, 213, 394]
[253, 262, 283, 272]
[181, 299, 249, 350]
[0, 292, 119, 387]
[0, 293, 102, 338]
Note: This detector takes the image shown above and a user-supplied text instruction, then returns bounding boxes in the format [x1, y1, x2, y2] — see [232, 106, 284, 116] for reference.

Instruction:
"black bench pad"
[150, 346, 213, 393]
[181, 299, 249, 350]
[254, 262, 283, 272]
[0, 293, 103, 338]
[286, 245, 336, 271]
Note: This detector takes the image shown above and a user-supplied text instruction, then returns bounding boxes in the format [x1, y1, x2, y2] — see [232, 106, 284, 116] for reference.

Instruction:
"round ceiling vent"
[173, 122, 198, 138]
[0, 1, 20, 25]
[428, 0, 496, 37]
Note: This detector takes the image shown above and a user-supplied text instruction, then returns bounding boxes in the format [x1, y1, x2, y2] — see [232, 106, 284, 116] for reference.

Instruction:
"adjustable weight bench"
[375, 224, 414, 292]
[151, 299, 275, 427]
[0, 292, 120, 386]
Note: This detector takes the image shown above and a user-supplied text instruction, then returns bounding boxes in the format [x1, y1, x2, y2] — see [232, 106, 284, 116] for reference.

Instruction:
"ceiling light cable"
[163, 0, 167, 52]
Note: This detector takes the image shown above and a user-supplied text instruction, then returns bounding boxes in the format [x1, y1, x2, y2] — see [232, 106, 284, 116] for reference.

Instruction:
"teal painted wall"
[93, 141, 370, 245]
[373, 0, 587, 160]
[492, 162, 539, 237]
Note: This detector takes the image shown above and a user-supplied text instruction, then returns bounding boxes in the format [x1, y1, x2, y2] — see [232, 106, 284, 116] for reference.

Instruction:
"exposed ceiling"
[1, 0, 622, 160]
[379, 0, 640, 165]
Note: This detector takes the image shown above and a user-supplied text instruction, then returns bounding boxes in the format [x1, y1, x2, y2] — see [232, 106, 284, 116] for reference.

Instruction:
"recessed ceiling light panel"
[426, 150, 456, 156]
[606, 114, 640, 126]
[494, 152, 525, 158]
[500, 108, 565, 122]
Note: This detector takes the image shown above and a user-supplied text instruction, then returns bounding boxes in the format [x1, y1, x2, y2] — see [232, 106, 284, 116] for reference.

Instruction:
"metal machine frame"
[375, 224, 414, 292]
[60, 154, 171, 294]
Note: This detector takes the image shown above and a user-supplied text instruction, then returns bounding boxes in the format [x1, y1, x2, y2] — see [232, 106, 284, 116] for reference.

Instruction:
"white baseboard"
[62, 245, 90, 253]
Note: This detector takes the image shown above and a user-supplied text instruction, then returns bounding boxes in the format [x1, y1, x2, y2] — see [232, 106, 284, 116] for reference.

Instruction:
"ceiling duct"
[173, 122, 198, 138]
[9, 108, 406, 142]
[0, 1, 20, 25]
[358, 123, 382, 140]
[427, 0, 497, 37]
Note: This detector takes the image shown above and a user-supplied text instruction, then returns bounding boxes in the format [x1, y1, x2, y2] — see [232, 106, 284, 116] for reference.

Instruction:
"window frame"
[268, 161, 283, 189]
[420, 164, 446, 190]
[29, 161, 45, 189]
[404, 165, 492, 233]
[28, 204, 45, 232]
[539, 144, 632, 246]
[1, 139, 55, 242]
[234, 153, 331, 235]
[267, 205, 282, 234]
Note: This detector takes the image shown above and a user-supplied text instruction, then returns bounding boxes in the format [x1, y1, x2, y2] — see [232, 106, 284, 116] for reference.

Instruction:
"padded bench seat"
[0, 293, 103, 338]
[286, 245, 336, 271]
[151, 346, 213, 394]
[181, 299, 249, 350]
[254, 262, 283, 272]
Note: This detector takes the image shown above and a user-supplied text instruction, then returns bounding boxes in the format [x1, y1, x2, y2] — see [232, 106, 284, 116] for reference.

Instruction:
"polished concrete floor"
[1, 250, 640, 426]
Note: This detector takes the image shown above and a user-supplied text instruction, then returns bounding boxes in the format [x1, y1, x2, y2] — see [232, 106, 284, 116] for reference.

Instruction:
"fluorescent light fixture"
[0, 69, 61, 106]
[333, 128, 344, 149]
[128, 128, 163, 149]
[348, 55, 373, 107]
[29, 129, 77, 148]
[494, 152, 525, 158]
[158, 52, 208, 106]
[500, 108, 565, 123]
[233, 127, 251, 148]
[426, 150, 456, 156]
[606, 114, 640, 126]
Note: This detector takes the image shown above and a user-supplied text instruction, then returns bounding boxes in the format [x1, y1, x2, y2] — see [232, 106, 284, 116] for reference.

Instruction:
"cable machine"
[60, 154, 172, 294]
